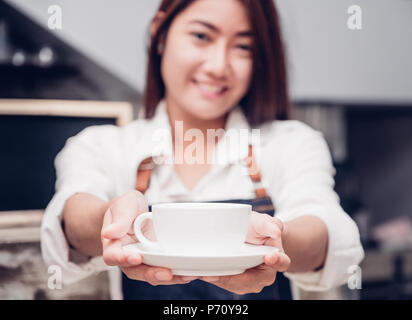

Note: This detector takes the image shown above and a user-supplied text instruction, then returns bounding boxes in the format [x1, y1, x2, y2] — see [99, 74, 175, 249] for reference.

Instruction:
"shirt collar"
[139, 100, 255, 166]
[214, 105, 251, 165]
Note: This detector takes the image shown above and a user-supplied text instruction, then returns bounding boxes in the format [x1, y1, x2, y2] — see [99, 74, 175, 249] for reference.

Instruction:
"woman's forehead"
[176, 0, 252, 32]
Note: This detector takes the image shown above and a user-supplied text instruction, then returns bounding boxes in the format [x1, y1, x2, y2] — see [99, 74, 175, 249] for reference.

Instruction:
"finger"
[262, 235, 284, 252]
[122, 265, 197, 285]
[202, 269, 252, 288]
[102, 222, 143, 268]
[264, 250, 279, 265]
[273, 252, 291, 272]
[201, 276, 220, 282]
[257, 214, 282, 238]
[181, 276, 199, 282]
[272, 217, 284, 233]
[264, 251, 291, 272]
[202, 266, 276, 295]
[102, 237, 143, 267]
[102, 191, 148, 239]
[101, 205, 114, 239]
[104, 191, 148, 238]
[101, 209, 117, 253]
[248, 213, 282, 242]
[245, 217, 285, 258]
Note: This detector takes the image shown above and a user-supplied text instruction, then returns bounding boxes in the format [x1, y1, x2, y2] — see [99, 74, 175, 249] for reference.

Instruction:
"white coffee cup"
[133, 202, 251, 255]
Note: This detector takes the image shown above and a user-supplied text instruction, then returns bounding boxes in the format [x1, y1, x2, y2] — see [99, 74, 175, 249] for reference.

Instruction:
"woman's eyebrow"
[188, 20, 253, 37]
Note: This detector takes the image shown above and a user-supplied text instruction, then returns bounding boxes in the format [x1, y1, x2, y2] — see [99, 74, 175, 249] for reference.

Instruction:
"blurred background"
[0, 0, 411, 299]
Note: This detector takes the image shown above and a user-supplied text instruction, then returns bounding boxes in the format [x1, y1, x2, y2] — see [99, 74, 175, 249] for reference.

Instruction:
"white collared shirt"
[41, 100, 364, 297]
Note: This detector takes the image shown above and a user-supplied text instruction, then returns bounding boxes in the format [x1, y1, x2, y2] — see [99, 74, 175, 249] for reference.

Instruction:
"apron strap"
[246, 145, 268, 198]
[135, 157, 153, 194]
[135, 145, 268, 198]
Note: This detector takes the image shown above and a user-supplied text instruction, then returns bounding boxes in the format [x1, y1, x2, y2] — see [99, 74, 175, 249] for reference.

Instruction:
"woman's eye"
[236, 44, 252, 52]
[191, 32, 210, 42]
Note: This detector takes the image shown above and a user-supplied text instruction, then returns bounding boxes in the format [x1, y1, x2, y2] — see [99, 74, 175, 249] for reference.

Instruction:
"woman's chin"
[182, 100, 231, 121]
[187, 107, 228, 122]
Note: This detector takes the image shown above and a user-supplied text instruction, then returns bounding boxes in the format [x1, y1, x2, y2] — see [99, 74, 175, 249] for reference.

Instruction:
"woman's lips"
[193, 80, 228, 99]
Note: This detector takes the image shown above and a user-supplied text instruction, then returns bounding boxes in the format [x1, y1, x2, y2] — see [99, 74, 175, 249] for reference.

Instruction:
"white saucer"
[123, 242, 279, 276]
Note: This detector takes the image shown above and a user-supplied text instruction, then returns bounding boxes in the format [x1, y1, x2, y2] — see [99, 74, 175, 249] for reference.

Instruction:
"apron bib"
[122, 145, 292, 300]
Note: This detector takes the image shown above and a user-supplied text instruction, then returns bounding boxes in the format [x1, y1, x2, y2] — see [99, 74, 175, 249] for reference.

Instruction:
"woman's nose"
[203, 44, 230, 78]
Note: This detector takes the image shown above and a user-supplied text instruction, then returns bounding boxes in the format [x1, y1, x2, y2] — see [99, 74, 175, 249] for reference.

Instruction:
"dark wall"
[345, 107, 412, 227]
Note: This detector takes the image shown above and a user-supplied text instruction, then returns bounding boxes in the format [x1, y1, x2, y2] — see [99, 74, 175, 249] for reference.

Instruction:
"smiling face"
[160, 0, 254, 122]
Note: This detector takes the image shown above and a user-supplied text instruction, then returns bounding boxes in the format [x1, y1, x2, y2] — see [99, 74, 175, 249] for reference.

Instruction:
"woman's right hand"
[100, 190, 197, 285]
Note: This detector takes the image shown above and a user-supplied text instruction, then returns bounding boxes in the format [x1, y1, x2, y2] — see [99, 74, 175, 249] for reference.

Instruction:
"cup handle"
[133, 212, 160, 251]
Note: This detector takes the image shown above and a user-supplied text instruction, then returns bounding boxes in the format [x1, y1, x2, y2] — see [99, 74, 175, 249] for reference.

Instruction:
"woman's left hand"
[201, 212, 291, 295]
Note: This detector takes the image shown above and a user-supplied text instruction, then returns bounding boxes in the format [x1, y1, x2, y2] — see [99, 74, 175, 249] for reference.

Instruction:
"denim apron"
[122, 146, 292, 300]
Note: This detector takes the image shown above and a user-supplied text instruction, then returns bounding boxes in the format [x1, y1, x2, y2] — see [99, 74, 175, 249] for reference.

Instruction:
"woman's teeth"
[196, 82, 226, 94]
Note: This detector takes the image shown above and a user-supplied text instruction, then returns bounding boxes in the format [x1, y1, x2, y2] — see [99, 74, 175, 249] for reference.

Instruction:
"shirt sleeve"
[41, 125, 117, 285]
[270, 122, 365, 292]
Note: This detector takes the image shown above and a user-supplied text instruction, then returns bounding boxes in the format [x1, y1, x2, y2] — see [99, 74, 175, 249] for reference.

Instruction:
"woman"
[41, 0, 364, 299]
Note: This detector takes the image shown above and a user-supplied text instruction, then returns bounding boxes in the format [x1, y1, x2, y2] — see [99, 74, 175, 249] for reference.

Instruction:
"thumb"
[102, 191, 148, 239]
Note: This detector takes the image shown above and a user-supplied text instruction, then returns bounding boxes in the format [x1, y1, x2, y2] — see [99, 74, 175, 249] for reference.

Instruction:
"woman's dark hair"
[143, 0, 290, 126]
